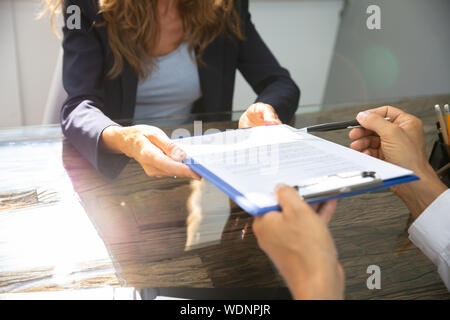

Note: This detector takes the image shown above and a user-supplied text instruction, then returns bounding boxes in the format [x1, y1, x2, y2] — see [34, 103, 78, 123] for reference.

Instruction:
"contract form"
[174, 125, 417, 215]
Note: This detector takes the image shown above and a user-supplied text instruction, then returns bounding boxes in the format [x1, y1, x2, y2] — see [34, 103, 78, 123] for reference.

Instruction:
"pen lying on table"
[300, 117, 391, 133]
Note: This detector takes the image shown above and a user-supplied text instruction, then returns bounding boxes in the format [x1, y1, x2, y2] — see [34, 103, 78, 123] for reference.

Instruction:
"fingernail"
[265, 121, 279, 126]
[357, 111, 369, 122]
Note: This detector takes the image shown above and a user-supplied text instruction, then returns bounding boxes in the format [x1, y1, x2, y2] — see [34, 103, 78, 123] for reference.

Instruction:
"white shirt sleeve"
[408, 189, 450, 291]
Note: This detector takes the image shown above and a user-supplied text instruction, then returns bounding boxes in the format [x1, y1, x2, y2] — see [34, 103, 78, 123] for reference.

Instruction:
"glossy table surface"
[1, 95, 449, 299]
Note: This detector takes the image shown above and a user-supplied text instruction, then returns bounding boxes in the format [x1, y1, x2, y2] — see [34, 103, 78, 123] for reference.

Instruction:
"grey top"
[134, 42, 202, 120]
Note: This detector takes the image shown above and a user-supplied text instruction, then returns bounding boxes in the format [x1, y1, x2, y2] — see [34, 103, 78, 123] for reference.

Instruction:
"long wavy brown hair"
[42, 0, 244, 78]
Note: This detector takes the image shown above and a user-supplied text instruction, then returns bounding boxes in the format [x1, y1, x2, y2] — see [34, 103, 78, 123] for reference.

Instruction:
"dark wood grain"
[1, 95, 449, 299]
[61, 119, 282, 290]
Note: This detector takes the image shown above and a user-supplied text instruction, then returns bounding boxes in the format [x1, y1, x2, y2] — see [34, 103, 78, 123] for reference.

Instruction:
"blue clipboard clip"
[293, 171, 383, 201]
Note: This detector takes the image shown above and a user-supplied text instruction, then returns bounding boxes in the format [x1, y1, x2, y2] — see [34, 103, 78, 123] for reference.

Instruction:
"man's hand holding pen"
[350, 106, 447, 219]
[253, 105, 449, 299]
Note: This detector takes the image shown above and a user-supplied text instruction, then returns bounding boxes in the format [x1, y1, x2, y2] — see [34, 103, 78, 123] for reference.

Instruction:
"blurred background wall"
[322, 0, 450, 107]
[233, 0, 344, 113]
[1, 0, 449, 128]
[0, 0, 60, 127]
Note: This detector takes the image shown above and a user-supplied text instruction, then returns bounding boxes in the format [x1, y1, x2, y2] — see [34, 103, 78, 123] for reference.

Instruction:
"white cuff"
[408, 189, 450, 266]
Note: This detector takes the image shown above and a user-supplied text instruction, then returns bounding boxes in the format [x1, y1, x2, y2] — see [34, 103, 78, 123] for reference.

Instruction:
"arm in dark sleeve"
[61, 1, 129, 179]
[237, 6, 300, 123]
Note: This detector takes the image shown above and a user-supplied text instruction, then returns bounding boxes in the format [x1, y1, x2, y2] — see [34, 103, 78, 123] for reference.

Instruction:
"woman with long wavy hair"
[43, 0, 300, 179]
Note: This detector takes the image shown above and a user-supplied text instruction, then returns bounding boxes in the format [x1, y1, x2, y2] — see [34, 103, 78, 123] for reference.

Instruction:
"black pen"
[302, 117, 390, 133]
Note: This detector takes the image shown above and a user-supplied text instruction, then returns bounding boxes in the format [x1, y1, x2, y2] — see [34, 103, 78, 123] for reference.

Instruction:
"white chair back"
[42, 49, 67, 124]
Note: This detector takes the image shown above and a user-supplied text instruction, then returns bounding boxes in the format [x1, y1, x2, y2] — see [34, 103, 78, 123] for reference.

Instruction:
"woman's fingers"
[138, 136, 200, 180]
[141, 166, 165, 177]
[153, 153, 201, 179]
[144, 128, 187, 162]
[262, 105, 281, 125]
[246, 105, 266, 126]
[142, 163, 200, 180]
[241, 103, 281, 127]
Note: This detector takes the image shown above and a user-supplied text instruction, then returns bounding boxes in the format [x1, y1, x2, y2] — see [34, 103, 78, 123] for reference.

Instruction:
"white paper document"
[174, 125, 415, 212]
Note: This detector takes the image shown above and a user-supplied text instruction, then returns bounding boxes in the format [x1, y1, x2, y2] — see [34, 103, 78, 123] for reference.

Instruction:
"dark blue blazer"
[61, 0, 300, 179]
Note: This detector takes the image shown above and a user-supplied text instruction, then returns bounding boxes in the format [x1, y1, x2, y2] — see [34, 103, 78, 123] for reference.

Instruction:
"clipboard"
[175, 125, 419, 216]
[183, 157, 419, 216]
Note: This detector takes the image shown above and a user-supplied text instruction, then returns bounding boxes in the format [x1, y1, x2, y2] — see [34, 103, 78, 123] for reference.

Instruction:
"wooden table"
[1, 95, 449, 299]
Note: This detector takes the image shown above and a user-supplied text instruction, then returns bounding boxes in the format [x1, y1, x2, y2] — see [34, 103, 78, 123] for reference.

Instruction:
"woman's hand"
[253, 185, 344, 300]
[100, 125, 200, 180]
[239, 103, 282, 128]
